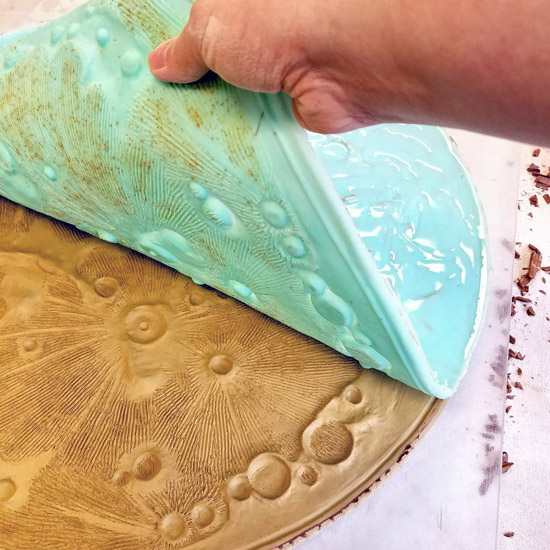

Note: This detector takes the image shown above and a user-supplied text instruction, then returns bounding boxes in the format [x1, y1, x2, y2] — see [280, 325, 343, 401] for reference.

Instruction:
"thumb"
[148, 28, 209, 84]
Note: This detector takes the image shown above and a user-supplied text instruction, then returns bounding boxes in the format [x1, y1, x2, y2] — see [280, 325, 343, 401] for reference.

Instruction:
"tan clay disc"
[0, 198, 442, 549]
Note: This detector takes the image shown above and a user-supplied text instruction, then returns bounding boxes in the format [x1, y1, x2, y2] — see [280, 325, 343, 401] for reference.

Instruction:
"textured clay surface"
[0, 198, 440, 549]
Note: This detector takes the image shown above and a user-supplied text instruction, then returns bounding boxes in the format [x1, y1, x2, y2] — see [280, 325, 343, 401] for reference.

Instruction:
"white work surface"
[1, 1, 538, 548]
[497, 145, 550, 548]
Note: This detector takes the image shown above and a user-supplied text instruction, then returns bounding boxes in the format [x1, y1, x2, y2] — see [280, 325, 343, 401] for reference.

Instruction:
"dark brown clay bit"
[528, 243, 541, 253]
[511, 304, 517, 316]
[528, 212, 534, 218]
[533, 148, 541, 157]
[514, 381, 524, 390]
[528, 250, 542, 279]
[517, 367, 523, 376]
[542, 266, 550, 272]
[506, 381, 512, 393]
[514, 296, 532, 303]
[526, 306, 536, 316]
[502, 461, 514, 473]
[544, 194, 550, 205]
[516, 352, 525, 361]
[506, 406, 512, 413]
[509, 335, 516, 344]
[508, 349, 517, 359]
[503, 532, 515, 538]
[529, 195, 539, 207]
[535, 175, 550, 185]
[517, 275, 530, 291]
[507, 394, 515, 399]
[527, 162, 540, 173]
[515, 250, 520, 259]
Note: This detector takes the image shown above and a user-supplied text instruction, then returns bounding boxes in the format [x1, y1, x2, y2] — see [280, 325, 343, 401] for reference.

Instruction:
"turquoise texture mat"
[0, 0, 486, 397]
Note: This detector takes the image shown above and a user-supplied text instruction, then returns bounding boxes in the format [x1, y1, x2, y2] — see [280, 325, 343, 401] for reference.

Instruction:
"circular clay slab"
[0, 198, 442, 549]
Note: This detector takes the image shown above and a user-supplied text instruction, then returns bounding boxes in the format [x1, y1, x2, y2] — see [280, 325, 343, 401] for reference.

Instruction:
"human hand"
[147, 0, 425, 134]
[148, 0, 550, 145]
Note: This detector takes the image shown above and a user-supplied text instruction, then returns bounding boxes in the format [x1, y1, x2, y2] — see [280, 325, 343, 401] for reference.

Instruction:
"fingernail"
[148, 43, 168, 72]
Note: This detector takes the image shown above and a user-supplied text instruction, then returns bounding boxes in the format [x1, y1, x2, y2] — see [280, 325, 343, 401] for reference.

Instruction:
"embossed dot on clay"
[282, 235, 307, 258]
[259, 201, 289, 229]
[112, 470, 131, 486]
[297, 465, 318, 486]
[23, 338, 38, 352]
[188, 291, 205, 306]
[209, 355, 233, 375]
[120, 49, 142, 77]
[36, 258, 57, 274]
[159, 513, 187, 541]
[67, 23, 80, 38]
[343, 385, 362, 404]
[227, 474, 252, 500]
[50, 26, 65, 45]
[95, 28, 110, 47]
[0, 478, 16, 502]
[94, 277, 118, 298]
[191, 503, 215, 527]
[125, 306, 167, 344]
[84, 6, 96, 18]
[202, 197, 234, 227]
[132, 451, 162, 481]
[307, 422, 354, 465]
[248, 454, 291, 499]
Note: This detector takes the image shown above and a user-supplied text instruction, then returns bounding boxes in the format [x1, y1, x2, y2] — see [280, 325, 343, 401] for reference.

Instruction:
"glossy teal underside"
[309, 126, 486, 384]
[0, 0, 487, 397]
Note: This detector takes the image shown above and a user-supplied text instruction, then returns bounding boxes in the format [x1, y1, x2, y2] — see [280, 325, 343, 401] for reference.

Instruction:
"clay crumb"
[515, 250, 520, 259]
[544, 194, 550, 205]
[533, 148, 541, 157]
[502, 458, 514, 474]
[503, 531, 515, 538]
[509, 335, 516, 344]
[529, 195, 539, 207]
[514, 381, 524, 390]
[526, 306, 536, 316]
[527, 162, 540, 173]
[517, 367, 523, 376]
[506, 406, 512, 413]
